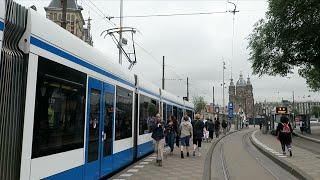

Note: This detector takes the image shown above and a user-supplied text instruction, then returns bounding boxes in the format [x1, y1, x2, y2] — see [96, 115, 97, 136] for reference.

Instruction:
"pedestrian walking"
[222, 119, 227, 135]
[179, 116, 193, 158]
[151, 114, 165, 166]
[259, 121, 262, 130]
[276, 116, 293, 157]
[205, 118, 214, 142]
[300, 120, 305, 134]
[192, 114, 205, 156]
[214, 118, 221, 138]
[172, 116, 180, 147]
[165, 116, 177, 154]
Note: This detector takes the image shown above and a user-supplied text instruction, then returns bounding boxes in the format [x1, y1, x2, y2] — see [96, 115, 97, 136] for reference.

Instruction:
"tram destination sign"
[276, 107, 287, 114]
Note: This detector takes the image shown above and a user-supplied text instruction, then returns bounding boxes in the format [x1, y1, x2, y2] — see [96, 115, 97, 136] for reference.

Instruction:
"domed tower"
[236, 73, 247, 111]
[229, 77, 235, 104]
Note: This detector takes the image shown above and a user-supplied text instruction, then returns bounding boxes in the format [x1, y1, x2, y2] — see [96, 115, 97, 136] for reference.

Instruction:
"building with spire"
[229, 73, 255, 119]
[44, 0, 93, 46]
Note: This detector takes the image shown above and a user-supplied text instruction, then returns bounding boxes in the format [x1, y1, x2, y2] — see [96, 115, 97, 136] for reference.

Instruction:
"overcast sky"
[17, 0, 320, 105]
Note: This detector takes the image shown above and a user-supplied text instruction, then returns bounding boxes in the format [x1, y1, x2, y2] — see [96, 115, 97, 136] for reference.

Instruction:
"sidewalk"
[110, 139, 214, 180]
[251, 130, 320, 180]
[294, 126, 320, 143]
[111, 128, 236, 180]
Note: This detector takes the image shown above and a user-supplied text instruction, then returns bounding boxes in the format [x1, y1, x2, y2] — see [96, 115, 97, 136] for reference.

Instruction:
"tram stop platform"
[110, 129, 236, 180]
[110, 140, 213, 180]
[251, 129, 320, 180]
[294, 126, 320, 143]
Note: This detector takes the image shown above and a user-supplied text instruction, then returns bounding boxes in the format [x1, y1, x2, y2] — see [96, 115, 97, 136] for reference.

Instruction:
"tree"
[192, 96, 207, 113]
[248, 0, 320, 91]
[311, 106, 320, 118]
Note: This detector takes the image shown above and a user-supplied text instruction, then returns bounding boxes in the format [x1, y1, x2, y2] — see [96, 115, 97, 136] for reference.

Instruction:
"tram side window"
[162, 103, 167, 123]
[115, 86, 133, 140]
[139, 95, 159, 135]
[32, 57, 86, 158]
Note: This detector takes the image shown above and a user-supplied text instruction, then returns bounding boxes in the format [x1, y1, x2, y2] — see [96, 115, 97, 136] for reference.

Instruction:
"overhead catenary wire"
[108, 11, 228, 19]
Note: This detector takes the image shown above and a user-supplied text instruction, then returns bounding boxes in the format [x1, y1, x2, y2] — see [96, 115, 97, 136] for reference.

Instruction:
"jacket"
[151, 123, 164, 141]
[193, 120, 205, 139]
[180, 121, 193, 138]
[205, 120, 214, 131]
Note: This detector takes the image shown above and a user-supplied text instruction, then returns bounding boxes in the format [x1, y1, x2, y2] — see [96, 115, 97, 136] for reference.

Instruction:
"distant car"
[310, 118, 319, 124]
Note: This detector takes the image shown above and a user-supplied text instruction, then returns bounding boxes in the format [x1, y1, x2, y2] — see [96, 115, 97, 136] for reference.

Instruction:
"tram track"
[210, 129, 297, 180]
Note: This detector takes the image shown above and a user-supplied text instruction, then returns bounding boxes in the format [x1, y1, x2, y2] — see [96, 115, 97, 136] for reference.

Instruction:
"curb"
[250, 131, 314, 180]
[293, 132, 320, 144]
[202, 130, 238, 180]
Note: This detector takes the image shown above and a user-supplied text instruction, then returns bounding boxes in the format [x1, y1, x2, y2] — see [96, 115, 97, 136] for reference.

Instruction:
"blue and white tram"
[0, 1, 194, 180]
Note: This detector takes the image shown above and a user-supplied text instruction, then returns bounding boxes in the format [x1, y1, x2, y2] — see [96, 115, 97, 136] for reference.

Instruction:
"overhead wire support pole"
[119, 0, 123, 65]
[187, 77, 189, 101]
[223, 61, 226, 114]
[162, 56, 165, 90]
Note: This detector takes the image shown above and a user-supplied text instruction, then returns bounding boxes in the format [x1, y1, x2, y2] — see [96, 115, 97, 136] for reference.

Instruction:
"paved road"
[211, 129, 297, 180]
[292, 135, 320, 155]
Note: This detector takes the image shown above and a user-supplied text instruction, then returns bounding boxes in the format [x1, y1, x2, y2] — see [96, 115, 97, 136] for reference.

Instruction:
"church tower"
[229, 77, 235, 104]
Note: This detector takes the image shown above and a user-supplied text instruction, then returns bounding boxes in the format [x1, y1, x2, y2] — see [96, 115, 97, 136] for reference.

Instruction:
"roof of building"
[230, 78, 235, 86]
[46, 0, 80, 10]
[247, 76, 251, 85]
[236, 73, 246, 86]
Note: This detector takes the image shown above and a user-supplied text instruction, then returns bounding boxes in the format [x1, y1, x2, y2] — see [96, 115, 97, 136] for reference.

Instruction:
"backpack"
[281, 123, 291, 133]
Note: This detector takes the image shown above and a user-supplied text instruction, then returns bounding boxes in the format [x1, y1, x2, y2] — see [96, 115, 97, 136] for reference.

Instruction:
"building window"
[139, 95, 159, 135]
[53, 13, 57, 21]
[32, 57, 87, 158]
[58, 13, 61, 21]
[115, 86, 133, 140]
[71, 14, 75, 22]
[67, 13, 70, 21]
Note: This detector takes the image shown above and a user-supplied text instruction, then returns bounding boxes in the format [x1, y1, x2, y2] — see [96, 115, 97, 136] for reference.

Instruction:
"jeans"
[166, 132, 175, 152]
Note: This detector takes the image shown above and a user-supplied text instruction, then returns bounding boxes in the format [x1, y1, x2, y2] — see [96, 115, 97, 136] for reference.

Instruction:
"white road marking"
[148, 156, 157, 159]
[127, 169, 139, 173]
[113, 179, 126, 180]
[140, 162, 149, 165]
[144, 159, 154, 162]
[278, 155, 286, 158]
[120, 173, 133, 177]
[134, 165, 144, 168]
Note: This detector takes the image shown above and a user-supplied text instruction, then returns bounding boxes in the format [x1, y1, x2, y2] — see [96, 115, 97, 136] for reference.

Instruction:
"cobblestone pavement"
[110, 138, 216, 180]
[253, 130, 320, 179]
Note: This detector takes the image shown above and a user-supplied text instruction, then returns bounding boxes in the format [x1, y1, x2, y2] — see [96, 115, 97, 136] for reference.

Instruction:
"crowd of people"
[151, 113, 229, 166]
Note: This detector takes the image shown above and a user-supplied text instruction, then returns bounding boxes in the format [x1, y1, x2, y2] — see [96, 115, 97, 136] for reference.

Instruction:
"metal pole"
[223, 61, 226, 114]
[187, 77, 189, 101]
[213, 85, 215, 106]
[119, 0, 123, 65]
[61, 0, 67, 29]
[162, 56, 165, 90]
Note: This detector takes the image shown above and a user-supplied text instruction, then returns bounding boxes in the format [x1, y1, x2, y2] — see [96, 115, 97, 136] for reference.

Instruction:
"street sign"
[228, 102, 234, 119]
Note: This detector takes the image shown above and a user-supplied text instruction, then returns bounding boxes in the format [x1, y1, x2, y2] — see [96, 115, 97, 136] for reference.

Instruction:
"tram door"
[85, 78, 115, 179]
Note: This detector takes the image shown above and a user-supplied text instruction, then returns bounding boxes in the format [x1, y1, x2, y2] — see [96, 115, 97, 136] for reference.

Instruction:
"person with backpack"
[276, 116, 293, 157]
[192, 114, 205, 156]
[179, 116, 193, 158]
[151, 114, 165, 166]
[205, 118, 214, 142]
[221, 119, 228, 135]
[214, 118, 221, 138]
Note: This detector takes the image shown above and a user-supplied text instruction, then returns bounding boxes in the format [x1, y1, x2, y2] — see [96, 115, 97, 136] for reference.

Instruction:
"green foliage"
[192, 96, 207, 113]
[311, 106, 320, 118]
[248, 0, 320, 91]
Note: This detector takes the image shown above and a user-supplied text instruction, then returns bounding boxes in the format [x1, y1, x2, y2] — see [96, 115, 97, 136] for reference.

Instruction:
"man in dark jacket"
[205, 119, 214, 142]
[192, 114, 205, 156]
[214, 118, 221, 138]
[151, 114, 165, 166]
[276, 116, 293, 157]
